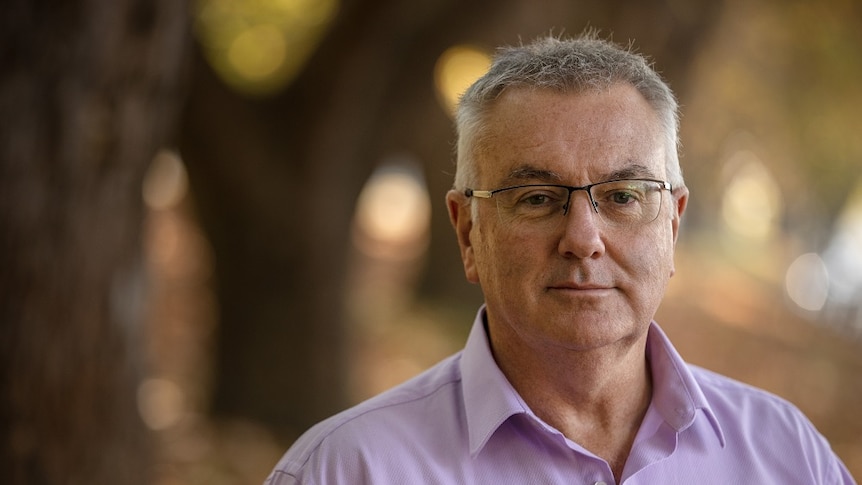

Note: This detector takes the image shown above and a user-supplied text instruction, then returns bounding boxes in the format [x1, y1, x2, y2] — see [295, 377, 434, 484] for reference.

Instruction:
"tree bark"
[0, 1, 190, 483]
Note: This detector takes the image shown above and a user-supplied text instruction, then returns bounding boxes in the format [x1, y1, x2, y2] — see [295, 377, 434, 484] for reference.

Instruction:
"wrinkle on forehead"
[475, 85, 666, 187]
[503, 167, 564, 184]
[499, 163, 661, 187]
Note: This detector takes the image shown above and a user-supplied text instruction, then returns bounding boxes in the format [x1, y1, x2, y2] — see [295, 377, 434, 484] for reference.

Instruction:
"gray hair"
[454, 33, 684, 191]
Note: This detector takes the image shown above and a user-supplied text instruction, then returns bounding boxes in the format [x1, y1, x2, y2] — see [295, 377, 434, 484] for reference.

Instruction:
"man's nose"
[562, 188, 598, 216]
[557, 190, 605, 259]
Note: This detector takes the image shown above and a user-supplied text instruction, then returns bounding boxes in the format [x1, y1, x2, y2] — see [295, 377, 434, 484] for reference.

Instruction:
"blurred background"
[2, 0, 861, 483]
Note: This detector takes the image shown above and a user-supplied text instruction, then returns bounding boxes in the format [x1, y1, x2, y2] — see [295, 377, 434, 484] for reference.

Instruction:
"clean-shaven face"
[464, 83, 686, 354]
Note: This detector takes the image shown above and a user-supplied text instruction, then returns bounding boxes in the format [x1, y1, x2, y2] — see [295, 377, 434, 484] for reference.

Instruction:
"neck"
[489, 323, 653, 481]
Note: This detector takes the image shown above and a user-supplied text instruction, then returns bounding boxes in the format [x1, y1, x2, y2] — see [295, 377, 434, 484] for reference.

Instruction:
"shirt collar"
[645, 322, 726, 447]
[460, 306, 529, 456]
[460, 307, 726, 455]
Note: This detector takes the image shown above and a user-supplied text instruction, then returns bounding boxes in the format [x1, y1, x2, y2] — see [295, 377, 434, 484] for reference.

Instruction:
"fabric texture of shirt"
[265, 307, 856, 485]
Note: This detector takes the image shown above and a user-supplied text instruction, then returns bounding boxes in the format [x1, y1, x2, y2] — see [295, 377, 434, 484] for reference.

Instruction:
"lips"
[547, 282, 613, 291]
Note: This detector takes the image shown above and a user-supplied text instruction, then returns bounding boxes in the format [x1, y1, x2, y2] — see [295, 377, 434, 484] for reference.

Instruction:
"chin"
[546, 314, 646, 350]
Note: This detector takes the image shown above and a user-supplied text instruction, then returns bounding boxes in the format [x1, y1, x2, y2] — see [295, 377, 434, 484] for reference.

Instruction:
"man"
[265, 34, 856, 484]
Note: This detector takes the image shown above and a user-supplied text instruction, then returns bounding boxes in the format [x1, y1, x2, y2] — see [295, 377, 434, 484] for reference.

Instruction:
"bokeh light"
[194, 0, 339, 96]
[143, 149, 188, 210]
[227, 23, 287, 81]
[137, 378, 186, 431]
[820, 182, 862, 328]
[785, 252, 830, 312]
[433, 45, 491, 116]
[352, 159, 431, 261]
[720, 150, 783, 241]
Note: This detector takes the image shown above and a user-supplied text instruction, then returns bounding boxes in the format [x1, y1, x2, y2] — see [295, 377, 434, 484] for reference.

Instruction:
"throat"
[525, 357, 654, 482]
[487, 315, 654, 480]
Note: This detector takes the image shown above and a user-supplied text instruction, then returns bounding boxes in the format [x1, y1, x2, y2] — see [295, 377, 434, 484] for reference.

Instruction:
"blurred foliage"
[683, 0, 862, 238]
[169, 0, 862, 482]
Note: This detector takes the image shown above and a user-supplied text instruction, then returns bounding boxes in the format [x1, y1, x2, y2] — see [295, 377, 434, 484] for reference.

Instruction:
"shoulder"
[265, 353, 466, 484]
[689, 364, 815, 430]
[689, 364, 803, 417]
[690, 366, 833, 459]
[687, 365, 852, 480]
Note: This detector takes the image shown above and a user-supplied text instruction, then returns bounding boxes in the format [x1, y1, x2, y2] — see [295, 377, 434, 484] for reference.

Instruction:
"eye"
[609, 190, 639, 205]
[515, 188, 565, 207]
[499, 186, 567, 218]
[523, 193, 554, 205]
[595, 181, 651, 207]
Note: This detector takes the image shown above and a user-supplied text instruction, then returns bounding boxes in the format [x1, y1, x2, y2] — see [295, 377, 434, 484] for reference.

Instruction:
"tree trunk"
[179, 0, 476, 436]
[0, 1, 190, 483]
[180, 0, 724, 440]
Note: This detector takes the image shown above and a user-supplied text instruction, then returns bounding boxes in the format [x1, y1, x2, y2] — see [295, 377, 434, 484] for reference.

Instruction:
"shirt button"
[593, 482, 608, 485]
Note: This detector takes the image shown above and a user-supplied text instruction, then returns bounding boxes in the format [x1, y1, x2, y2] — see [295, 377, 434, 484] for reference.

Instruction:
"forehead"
[474, 84, 666, 184]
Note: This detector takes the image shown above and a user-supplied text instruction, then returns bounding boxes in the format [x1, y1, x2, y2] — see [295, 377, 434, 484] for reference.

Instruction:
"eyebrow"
[500, 162, 660, 186]
[602, 164, 660, 181]
[501, 166, 564, 185]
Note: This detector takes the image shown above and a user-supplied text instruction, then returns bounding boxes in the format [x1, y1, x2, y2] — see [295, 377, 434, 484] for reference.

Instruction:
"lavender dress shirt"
[265, 308, 856, 484]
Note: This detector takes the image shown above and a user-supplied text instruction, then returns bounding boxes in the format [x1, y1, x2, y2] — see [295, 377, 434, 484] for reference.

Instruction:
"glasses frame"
[465, 178, 672, 223]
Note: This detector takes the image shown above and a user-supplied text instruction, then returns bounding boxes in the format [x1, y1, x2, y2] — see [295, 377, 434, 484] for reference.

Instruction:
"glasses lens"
[487, 180, 665, 229]
[494, 185, 570, 223]
[590, 180, 664, 226]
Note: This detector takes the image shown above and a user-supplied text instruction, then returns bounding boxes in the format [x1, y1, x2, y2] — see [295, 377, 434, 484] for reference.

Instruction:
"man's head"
[454, 33, 684, 194]
[446, 34, 689, 355]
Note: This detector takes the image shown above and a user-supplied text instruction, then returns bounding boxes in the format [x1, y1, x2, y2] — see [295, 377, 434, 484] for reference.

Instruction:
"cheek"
[470, 223, 497, 286]
[629, 224, 676, 292]
[472, 223, 537, 290]
[612, 221, 673, 280]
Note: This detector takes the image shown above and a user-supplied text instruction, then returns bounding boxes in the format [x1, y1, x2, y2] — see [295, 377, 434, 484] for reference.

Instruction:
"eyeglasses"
[465, 178, 672, 229]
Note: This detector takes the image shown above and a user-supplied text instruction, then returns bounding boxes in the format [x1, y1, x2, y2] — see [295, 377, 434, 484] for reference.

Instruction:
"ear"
[670, 186, 689, 246]
[446, 190, 480, 284]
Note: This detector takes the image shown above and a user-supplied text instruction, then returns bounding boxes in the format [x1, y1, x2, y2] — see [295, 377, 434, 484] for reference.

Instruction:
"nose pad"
[562, 189, 598, 217]
[586, 189, 600, 214]
[557, 189, 606, 258]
